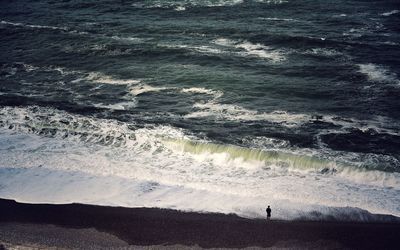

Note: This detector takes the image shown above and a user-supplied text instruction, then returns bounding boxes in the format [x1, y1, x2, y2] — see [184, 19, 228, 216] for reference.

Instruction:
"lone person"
[266, 205, 271, 220]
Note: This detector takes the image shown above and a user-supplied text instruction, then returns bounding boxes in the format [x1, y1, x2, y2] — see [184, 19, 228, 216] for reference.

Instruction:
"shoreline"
[1, 198, 400, 249]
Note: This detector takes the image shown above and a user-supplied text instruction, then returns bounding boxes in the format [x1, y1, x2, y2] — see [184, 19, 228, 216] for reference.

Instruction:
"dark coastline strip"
[1, 198, 400, 249]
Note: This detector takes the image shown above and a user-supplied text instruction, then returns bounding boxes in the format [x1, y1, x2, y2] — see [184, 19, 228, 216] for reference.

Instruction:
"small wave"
[129, 84, 169, 96]
[358, 63, 400, 85]
[181, 85, 305, 126]
[93, 101, 137, 111]
[332, 14, 347, 18]
[182, 44, 224, 54]
[303, 48, 344, 57]
[84, 72, 141, 85]
[7, 62, 141, 88]
[258, 17, 297, 22]
[381, 10, 399, 16]
[110, 36, 149, 43]
[343, 27, 366, 38]
[321, 115, 400, 136]
[180, 84, 399, 133]
[89, 44, 133, 56]
[181, 87, 223, 99]
[132, 0, 244, 10]
[161, 43, 225, 55]
[214, 38, 285, 62]
[9, 63, 141, 87]
[186, 102, 308, 127]
[4, 62, 79, 77]
[161, 39, 284, 62]
[0, 106, 187, 150]
[174, 6, 186, 11]
[1, 20, 68, 31]
[2, 63, 144, 110]
[0, 20, 87, 35]
[254, 0, 288, 3]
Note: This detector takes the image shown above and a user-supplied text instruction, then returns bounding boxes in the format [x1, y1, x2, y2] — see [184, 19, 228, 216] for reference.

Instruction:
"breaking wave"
[0, 106, 399, 220]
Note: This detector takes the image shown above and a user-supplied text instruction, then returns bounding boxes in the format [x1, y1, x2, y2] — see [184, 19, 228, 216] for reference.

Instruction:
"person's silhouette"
[266, 205, 271, 220]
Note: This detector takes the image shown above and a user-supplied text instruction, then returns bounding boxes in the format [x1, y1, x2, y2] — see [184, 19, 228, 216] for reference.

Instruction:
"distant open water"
[0, 0, 399, 221]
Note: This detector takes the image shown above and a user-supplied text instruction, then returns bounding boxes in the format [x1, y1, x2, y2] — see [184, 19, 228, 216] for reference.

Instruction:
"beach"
[1, 198, 399, 249]
[1, 1, 400, 249]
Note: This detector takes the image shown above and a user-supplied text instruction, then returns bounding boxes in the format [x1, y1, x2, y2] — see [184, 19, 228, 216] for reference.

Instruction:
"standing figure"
[266, 205, 271, 220]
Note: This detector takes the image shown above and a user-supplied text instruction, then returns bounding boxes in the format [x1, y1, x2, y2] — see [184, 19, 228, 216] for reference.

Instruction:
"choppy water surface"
[1, 0, 399, 221]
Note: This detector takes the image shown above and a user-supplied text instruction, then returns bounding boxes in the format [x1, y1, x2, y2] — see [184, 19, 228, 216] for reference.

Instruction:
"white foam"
[161, 44, 224, 55]
[305, 48, 344, 57]
[358, 63, 400, 85]
[321, 114, 400, 136]
[186, 102, 308, 127]
[174, 6, 186, 11]
[14, 63, 141, 86]
[181, 85, 306, 127]
[19, 63, 39, 72]
[0, 20, 87, 35]
[381, 10, 399, 16]
[6, 62, 80, 78]
[1, 20, 68, 31]
[129, 84, 169, 96]
[214, 38, 285, 62]
[237, 41, 285, 61]
[1, 167, 386, 221]
[85, 72, 141, 85]
[258, 17, 296, 22]
[131, 0, 244, 10]
[332, 14, 347, 17]
[0, 106, 399, 220]
[161, 38, 284, 62]
[200, 0, 244, 7]
[254, 0, 288, 3]
[181, 87, 223, 98]
[110, 36, 148, 43]
[3, 62, 145, 109]
[93, 101, 137, 111]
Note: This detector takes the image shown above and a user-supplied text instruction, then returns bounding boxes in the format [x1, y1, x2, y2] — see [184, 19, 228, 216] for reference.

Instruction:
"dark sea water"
[0, 0, 399, 221]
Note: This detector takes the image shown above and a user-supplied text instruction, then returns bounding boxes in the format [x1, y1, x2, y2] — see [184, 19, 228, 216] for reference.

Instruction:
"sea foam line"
[1, 20, 68, 31]
[131, 0, 244, 10]
[0, 20, 88, 35]
[381, 10, 399, 16]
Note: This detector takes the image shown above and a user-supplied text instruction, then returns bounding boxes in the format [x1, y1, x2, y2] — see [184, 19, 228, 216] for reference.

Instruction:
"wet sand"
[1, 198, 399, 249]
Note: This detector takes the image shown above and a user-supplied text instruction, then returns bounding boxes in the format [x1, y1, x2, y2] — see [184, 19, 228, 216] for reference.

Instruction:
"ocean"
[0, 0, 399, 221]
